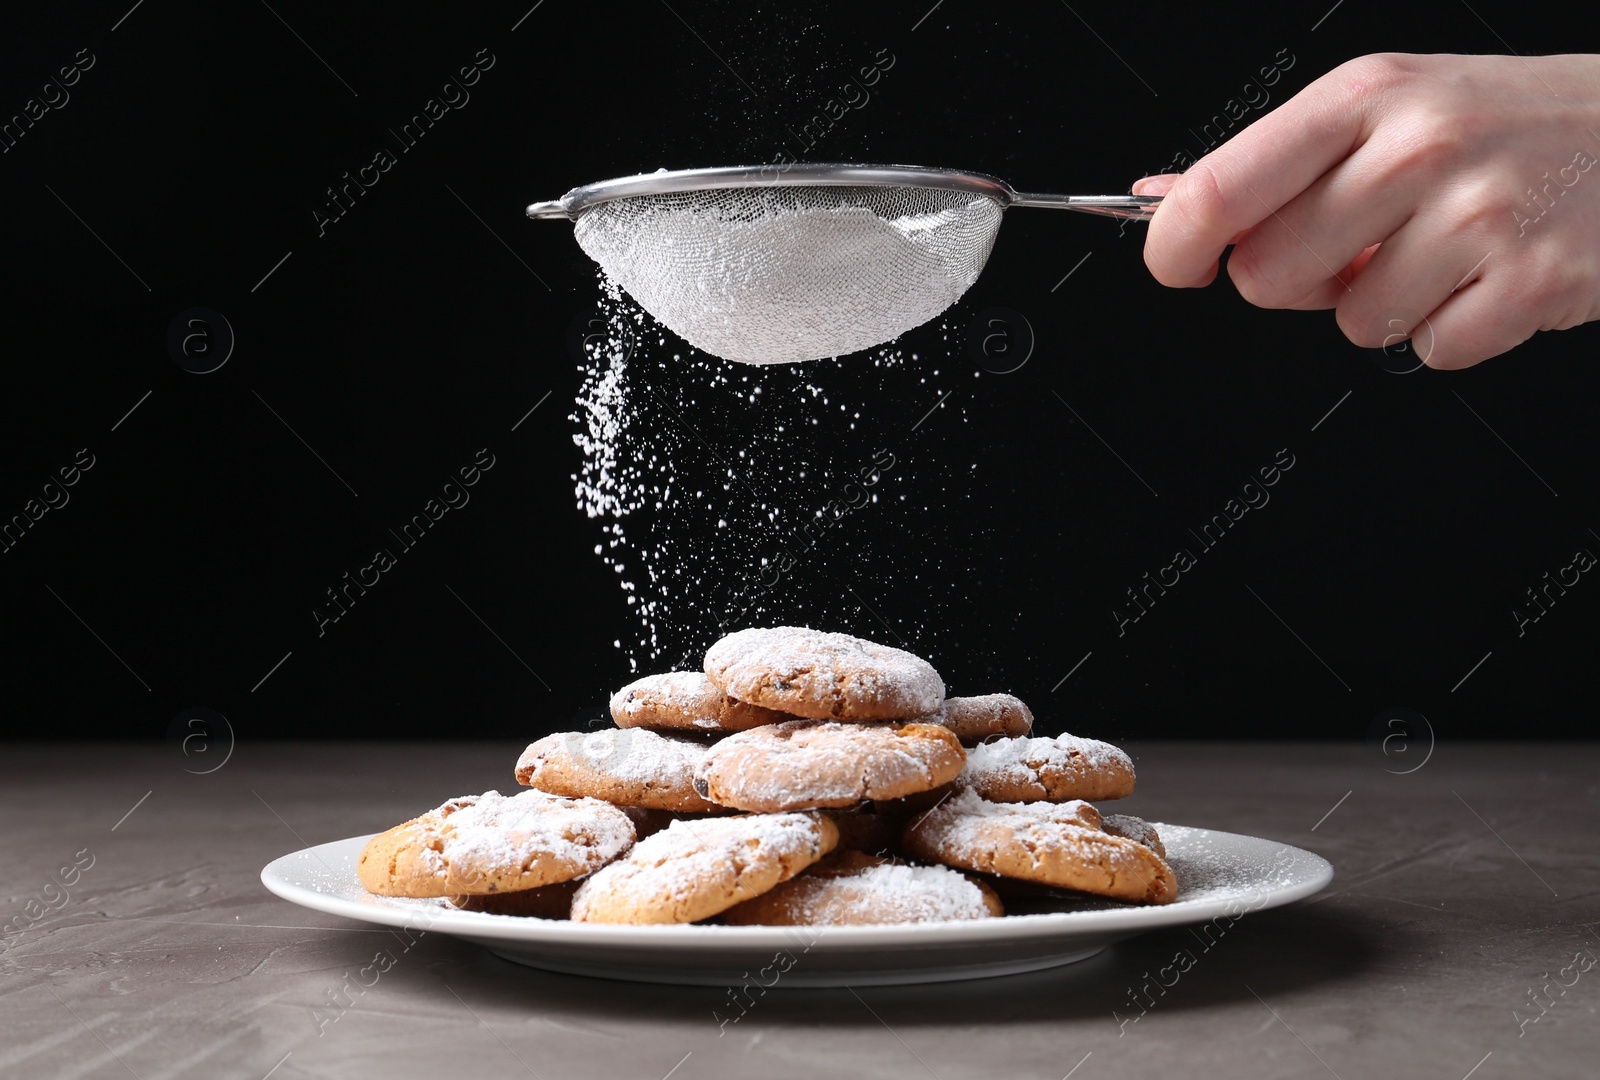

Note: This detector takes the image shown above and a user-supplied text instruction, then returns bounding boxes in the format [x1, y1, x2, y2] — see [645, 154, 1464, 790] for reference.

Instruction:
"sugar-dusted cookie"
[902, 789, 1177, 904]
[722, 850, 1003, 926]
[571, 812, 839, 924]
[449, 879, 579, 918]
[919, 694, 1034, 744]
[703, 626, 944, 721]
[516, 728, 720, 813]
[955, 734, 1135, 803]
[356, 790, 635, 898]
[610, 670, 792, 732]
[1102, 813, 1166, 858]
[694, 719, 965, 812]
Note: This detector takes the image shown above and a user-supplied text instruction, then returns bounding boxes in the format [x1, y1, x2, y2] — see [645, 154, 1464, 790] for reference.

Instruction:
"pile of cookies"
[357, 626, 1178, 925]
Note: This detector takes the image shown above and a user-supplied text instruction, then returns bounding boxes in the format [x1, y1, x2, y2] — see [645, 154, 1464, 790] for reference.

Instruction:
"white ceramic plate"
[262, 825, 1330, 986]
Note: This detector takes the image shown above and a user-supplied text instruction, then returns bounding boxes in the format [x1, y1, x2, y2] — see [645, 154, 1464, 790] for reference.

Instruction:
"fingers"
[1126, 52, 1600, 367]
[1284, 245, 1380, 310]
[1410, 279, 1539, 370]
[1260, 204, 1525, 369]
[1134, 173, 1248, 251]
[1226, 137, 1421, 309]
[1330, 205, 1497, 357]
[1141, 58, 1389, 289]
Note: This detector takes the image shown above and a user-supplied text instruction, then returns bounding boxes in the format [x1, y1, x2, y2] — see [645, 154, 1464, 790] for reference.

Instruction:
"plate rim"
[260, 823, 1334, 951]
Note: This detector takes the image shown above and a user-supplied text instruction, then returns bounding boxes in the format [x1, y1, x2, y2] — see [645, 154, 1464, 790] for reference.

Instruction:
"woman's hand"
[1134, 53, 1600, 368]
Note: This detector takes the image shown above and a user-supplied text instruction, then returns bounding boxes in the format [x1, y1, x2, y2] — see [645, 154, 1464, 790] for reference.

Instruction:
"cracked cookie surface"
[356, 789, 636, 898]
[571, 811, 838, 924]
[694, 719, 966, 812]
[703, 626, 944, 721]
[722, 849, 1004, 926]
[516, 728, 721, 813]
[902, 789, 1178, 904]
[956, 734, 1136, 802]
[917, 693, 1035, 744]
[610, 670, 794, 732]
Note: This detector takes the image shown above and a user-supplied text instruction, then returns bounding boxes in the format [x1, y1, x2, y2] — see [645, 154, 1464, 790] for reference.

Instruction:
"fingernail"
[1131, 173, 1179, 197]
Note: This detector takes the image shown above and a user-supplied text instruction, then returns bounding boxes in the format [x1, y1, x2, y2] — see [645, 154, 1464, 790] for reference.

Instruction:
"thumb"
[1130, 173, 1180, 197]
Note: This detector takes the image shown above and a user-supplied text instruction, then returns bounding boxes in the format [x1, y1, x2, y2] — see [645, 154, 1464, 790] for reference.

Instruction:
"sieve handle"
[1007, 193, 1161, 221]
[525, 199, 573, 220]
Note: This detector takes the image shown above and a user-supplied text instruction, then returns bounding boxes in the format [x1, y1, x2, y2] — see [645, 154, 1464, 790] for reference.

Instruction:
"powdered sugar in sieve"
[529, 164, 1159, 365]
[572, 186, 1001, 365]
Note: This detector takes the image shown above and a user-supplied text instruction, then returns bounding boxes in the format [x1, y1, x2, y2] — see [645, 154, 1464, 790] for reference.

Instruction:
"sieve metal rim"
[524, 163, 1159, 221]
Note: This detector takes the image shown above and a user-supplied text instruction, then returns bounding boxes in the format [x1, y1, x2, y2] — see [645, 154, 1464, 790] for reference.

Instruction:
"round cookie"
[920, 693, 1034, 745]
[704, 626, 944, 721]
[610, 670, 792, 732]
[356, 789, 635, 898]
[516, 728, 720, 813]
[1102, 813, 1166, 858]
[571, 812, 839, 924]
[902, 788, 1178, 904]
[694, 719, 966, 812]
[956, 734, 1135, 803]
[722, 850, 1004, 926]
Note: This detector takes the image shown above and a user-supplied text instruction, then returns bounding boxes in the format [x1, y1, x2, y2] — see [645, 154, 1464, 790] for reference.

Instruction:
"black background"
[2, 1, 1594, 746]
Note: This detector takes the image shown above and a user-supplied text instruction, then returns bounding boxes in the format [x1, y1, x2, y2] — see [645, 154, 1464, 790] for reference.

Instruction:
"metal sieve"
[527, 163, 1160, 366]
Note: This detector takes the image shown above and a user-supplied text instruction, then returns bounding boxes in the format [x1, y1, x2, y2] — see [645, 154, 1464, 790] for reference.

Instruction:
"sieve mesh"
[573, 185, 1004, 365]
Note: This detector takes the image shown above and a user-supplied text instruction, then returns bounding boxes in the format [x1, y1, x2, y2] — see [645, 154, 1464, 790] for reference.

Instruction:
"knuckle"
[1518, 256, 1582, 311]
[1334, 309, 1374, 349]
[1382, 133, 1445, 183]
[1547, 264, 1600, 330]
[1226, 240, 1285, 307]
[1229, 229, 1346, 310]
[1333, 52, 1412, 98]
[1451, 177, 1524, 236]
[1373, 117, 1473, 185]
[1421, 349, 1473, 371]
[1334, 296, 1390, 349]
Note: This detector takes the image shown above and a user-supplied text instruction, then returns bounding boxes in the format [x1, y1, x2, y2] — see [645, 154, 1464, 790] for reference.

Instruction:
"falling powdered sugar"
[568, 271, 980, 673]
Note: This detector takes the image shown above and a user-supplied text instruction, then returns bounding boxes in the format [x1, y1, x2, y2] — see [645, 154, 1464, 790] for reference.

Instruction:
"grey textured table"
[3, 742, 1595, 1079]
